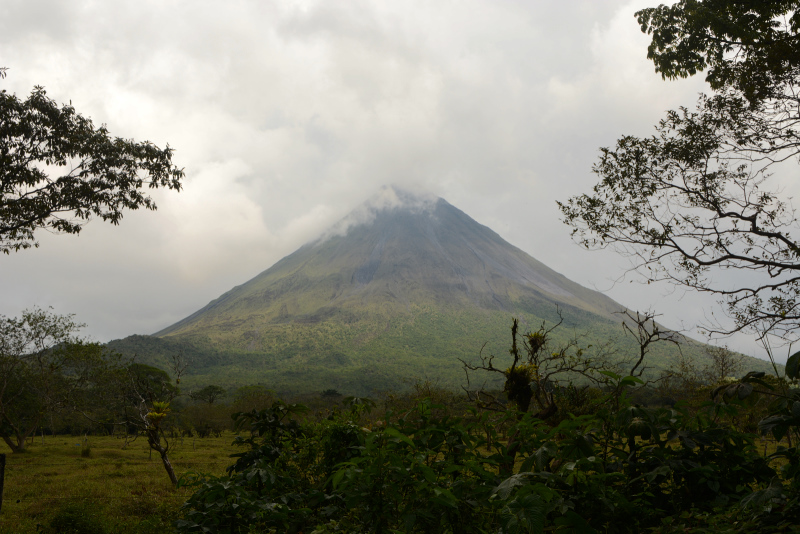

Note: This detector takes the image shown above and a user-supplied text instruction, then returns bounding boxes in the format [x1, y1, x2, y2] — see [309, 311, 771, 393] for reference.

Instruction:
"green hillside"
[108, 187, 774, 394]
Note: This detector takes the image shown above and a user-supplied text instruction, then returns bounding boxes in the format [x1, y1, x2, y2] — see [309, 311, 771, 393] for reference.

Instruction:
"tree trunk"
[0, 414, 41, 453]
[0, 453, 5, 514]
[147, 430, 178, 486]
[0, 433, 26, 453]
[158, 449, 178, 487]
[500, 428, 522, 477]
[1, 435, 16, 453]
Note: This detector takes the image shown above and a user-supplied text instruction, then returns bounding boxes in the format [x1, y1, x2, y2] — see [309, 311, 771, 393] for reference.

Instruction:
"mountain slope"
[110, 187, 770, 394]
[158, 189, 624, 337]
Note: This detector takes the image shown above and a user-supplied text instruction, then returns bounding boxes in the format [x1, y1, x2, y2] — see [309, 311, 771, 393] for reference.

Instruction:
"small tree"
[461, 313, 616, 475]
[703, 345, 744, 383]
[183, 385, 228, 439]
[189, 385, 226, 405]
[124, 361, 185, 486]
[0, 308, 110, 452]
[231, 385, 275, 415]
[89, 360, 185, 485]
[462, 314, 613, 418]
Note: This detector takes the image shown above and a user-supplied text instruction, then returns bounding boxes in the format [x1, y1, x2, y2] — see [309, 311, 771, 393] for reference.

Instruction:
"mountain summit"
[158, 186, 623, 338]
[118, 186, 700, 394]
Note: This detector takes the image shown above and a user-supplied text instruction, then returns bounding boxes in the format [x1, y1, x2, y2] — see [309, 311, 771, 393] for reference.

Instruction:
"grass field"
[0, 433, 239, 534]
[0, 419, 790, 533]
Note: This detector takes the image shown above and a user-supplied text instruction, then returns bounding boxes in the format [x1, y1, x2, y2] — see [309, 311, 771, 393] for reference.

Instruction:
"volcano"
[158, 187, 625, 335]
[109, 187, 729, 394]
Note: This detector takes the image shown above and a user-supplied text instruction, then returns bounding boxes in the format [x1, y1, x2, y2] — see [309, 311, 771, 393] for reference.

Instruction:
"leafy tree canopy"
[560, 0, 800, 341]
[0, 83, 183, 253]
[0, 307, 111, 452]
[189, 384, 226, 405]
[638, 0, 800, 103]
[127, 362, 177, 403]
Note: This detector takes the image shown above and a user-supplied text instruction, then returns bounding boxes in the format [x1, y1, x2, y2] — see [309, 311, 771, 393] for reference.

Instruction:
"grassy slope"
[109, 301, 774, 396]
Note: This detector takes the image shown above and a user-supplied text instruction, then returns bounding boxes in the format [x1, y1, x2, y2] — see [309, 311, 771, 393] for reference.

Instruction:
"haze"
[1, 0, 787, 361]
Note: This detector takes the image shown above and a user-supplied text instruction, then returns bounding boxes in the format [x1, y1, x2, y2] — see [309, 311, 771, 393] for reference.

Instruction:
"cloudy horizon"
[2, 0, 791, 362]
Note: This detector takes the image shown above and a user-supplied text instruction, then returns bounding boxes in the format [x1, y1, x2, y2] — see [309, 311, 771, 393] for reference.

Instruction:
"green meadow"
[0, 433, 237, 534]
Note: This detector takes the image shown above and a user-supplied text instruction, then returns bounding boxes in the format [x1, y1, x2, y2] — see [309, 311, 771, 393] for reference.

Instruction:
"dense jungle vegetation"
[3, 311, 800, 533]
[168, 316, 800, 534]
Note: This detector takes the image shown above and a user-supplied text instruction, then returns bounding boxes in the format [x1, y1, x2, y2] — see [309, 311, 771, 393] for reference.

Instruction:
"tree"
[559, 0, 800, 341]
[184, 385, 228, 439]
[461, 314, 619, 475]
[0, 84, 183, 253]
[703, 344, 744, 382]
[462, 315, 610, 418]
[122, 362, 184, 485]
[637, 0, 800, 105]
[81, 361, 185, 484]
[127, 363, 178, 403]
[232, 385, 275, 413]
[189, 384, 226, 405]
[0, 308, 111, 452]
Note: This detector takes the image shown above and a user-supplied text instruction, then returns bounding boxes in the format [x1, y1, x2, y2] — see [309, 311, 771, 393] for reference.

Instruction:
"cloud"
[319, 185, 438, 240]
[1, 0, 775, 360]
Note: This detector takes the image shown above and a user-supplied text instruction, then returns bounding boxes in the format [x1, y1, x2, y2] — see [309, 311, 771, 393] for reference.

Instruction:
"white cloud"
[0, 0, 780, 360]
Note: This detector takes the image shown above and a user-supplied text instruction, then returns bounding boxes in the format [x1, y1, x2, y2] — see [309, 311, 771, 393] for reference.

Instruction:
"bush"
[177, 390, 798, 533]
[173, 322, 800, 533]
[48, 503, 108, 534]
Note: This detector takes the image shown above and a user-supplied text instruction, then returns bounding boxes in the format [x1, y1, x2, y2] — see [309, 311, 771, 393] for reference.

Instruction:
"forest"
[2, 308, 800, 533]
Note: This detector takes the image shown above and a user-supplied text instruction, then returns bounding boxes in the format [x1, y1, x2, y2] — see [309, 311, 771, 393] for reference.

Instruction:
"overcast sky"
[1, 0, 792, 362]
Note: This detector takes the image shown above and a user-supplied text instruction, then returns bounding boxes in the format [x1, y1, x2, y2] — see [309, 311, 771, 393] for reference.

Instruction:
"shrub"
[47, 503, 107, 534]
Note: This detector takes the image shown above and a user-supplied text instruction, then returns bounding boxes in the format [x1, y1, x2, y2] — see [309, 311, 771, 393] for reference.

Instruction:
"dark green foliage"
[0, 308, 114, 453]
[172, 316, 795, 532]
[176, 401, 314, 533]
[176, 388, 794, 533]
[127, 363, 176, 403]
[180, 403, 230, 438]
[47, 503, 108, 534]
[329, 401, 501, 533]
[636, 0, 800, 103]
[0, 86, 183, 253]
[786, 350, 800, 380]
[561, 0, 800, 340]
[189, 384, 226, 404]
[230, 385, 275, 414]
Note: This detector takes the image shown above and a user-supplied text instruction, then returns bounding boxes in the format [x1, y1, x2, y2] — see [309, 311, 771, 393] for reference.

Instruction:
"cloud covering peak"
[319, 184, 438, 241]
[2, 0, 781, 360]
